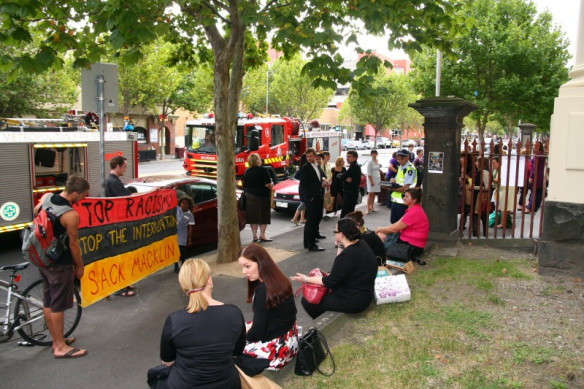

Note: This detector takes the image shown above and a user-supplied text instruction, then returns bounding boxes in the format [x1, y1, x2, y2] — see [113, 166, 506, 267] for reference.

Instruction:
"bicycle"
[1, 262, 82, 346]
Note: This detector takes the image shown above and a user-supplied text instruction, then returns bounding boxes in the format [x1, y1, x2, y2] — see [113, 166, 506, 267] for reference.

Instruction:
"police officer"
[389, 149, 418, 223]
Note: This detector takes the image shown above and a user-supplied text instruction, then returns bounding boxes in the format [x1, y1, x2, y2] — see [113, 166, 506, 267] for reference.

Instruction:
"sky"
[341, 0, 581, 66]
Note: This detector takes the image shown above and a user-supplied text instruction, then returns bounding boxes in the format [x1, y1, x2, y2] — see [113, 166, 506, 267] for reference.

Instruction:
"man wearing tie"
[299, 149, 327, 251]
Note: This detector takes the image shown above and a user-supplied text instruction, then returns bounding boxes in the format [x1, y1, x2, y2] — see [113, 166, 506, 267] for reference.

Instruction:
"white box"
[374, 274, 411, 304]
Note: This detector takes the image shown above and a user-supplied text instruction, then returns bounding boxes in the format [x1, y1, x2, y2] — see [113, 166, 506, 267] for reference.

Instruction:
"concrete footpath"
[0, 201, 403, 388]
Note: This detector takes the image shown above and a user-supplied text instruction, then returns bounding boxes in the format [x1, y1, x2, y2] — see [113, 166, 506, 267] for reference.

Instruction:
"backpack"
[22, 195, 72, 267]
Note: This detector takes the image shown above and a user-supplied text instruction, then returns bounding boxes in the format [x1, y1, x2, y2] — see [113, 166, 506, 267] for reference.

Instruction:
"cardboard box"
[374, 273, 411, 304]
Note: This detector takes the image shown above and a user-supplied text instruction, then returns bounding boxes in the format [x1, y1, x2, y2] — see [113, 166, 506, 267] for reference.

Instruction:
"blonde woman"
[330, 156, 346, 217]
[156, 259, 246, 388]
[243, 153, 274, 242]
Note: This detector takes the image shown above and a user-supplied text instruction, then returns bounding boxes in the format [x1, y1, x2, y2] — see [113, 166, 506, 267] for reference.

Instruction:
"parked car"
[362, 139, 374, 149]
[401, 139, 419, 147]
[272, 173, 367, 212]
[126, 175, 246, 248]
[272, 178, 301, 211]
[375, 137, 392, 148]
[343, 139, 364, 150]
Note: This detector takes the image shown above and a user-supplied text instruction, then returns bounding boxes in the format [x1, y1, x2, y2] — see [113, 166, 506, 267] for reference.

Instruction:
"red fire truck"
[0, 118, 138, 233]
[183, 115, 342, 181]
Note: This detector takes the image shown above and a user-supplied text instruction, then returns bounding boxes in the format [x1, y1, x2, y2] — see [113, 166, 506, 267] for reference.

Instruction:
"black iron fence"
[459, 138, 548, 239]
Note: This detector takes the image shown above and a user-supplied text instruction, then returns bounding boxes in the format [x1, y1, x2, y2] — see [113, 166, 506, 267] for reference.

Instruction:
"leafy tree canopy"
[347, 67, 419, 143]
[0, 0, 461, 262]
[410, 0, 570, 137]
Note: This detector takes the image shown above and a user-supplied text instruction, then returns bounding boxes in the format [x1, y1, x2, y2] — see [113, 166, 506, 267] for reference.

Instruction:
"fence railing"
[459, 138, 548, 239]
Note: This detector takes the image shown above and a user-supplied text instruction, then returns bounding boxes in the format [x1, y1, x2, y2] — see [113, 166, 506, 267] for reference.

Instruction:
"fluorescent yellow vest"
[391, 163, 416, 204]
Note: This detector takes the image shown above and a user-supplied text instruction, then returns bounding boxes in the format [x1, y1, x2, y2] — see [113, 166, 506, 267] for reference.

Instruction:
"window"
[271, 124, 284, 146]
[189, 183, 217, 204]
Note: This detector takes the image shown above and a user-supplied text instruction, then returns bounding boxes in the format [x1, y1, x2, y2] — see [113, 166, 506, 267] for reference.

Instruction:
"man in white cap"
[389, 149, 418, 224]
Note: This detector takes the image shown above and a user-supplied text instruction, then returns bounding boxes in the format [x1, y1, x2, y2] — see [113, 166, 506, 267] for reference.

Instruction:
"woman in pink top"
[375, 188, 429, 265]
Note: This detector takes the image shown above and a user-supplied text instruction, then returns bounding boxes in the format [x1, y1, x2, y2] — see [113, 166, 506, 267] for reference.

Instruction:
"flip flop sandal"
[54, 348, 88, 359]
[114, 288, 136, 297]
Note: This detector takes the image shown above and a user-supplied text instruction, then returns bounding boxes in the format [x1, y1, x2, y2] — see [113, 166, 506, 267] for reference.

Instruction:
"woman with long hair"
[156, 259, 246, 388]
[291, 218, 378, 319]
[238, 243, 298, 371]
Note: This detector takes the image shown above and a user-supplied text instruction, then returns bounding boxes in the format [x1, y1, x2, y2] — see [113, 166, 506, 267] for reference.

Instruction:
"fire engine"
[183, 115, 342, 181]
[0, 117, 138, 233]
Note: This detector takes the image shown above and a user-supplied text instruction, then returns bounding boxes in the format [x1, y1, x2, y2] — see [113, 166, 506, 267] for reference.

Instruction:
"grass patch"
[512, 342, 558, 365]
[284, 256, 582, 389]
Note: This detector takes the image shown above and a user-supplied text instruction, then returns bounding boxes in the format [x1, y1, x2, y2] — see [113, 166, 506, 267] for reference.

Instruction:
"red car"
[126, 175, 245, 248]
[272, 174, 367, 212]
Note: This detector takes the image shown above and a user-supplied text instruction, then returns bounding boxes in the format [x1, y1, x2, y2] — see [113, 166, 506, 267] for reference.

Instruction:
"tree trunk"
[210, 12, 245, 264]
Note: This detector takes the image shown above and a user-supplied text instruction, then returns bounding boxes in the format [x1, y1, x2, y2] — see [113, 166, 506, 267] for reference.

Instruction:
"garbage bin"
[175, 147, 185, 159]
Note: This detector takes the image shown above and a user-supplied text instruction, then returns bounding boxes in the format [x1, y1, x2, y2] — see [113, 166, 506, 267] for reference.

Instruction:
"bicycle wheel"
[14, 279, 82, 347]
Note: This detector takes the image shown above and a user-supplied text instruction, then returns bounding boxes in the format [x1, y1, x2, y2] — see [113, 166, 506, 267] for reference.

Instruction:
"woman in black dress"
[243, 153, 274, 242]
[330, 156, 346, 217]
[157, 259, 246, 388]
[290, 218, 378, 319]
[238, 243, 298, 371]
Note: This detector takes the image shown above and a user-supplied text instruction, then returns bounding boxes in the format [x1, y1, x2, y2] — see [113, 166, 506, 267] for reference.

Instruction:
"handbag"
[239, 191, 247, 211]
[294, 268, 329, 304]
[147, 364, 172, 389]
[294, 327, 336, 376]
[386, 241, 410, 262]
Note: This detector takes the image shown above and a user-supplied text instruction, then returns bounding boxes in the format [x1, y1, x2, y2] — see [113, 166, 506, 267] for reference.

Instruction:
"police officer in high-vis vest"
[389, 149, 418, 223]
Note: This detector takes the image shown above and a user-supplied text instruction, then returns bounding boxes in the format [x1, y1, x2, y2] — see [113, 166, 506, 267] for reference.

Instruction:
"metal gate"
[458, 138, 548, 239]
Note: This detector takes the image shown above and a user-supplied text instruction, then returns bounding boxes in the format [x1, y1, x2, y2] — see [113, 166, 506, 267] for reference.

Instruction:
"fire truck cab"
[183, 116, 342, 181]
[0, 119, 138, 233]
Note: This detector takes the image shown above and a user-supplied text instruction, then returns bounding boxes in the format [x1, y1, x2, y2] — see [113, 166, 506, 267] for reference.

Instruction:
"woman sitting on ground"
[290, 218, 378, 319]
[346, 210, 386, 265]
[238, 243, 298, 371]
[376, 187, 429, 265]
[157, 259, 246, 389]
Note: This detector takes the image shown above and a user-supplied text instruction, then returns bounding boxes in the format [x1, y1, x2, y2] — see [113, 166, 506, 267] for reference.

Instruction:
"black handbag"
[147, 364, 172, 389]
[239, 191, 247, 211]
[294, 327, 335, 376]
[386, 242, 411, 262]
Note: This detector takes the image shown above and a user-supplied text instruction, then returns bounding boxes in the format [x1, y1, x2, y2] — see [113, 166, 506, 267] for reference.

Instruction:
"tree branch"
[202, 0, 231, 25]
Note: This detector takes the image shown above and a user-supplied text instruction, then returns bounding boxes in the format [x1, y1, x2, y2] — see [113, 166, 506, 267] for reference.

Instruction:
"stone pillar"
[538, 0, 584, 277]
[409, 97, 477, 238]
[518, 123, 536, 147]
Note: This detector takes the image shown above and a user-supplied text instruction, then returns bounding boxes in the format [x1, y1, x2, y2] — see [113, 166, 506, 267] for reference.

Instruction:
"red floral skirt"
[243, 322, 299, 370]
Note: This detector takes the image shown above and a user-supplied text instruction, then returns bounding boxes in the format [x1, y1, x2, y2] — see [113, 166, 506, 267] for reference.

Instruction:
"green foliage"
[0, 59, 78, 117]
[347, 68, 420, 137]
[411, 0, 570, 136]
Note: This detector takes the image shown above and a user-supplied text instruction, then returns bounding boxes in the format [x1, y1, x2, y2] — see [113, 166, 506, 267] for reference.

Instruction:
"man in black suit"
[299, 149, 327, 251]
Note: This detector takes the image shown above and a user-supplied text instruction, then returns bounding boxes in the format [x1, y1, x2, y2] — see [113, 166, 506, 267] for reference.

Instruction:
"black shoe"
[308, 246, 325, 252]
[323, 216, 330, 221]
[413, 258, 427, 266]
[315, 239, 319, 243]
[174, 263, 180, 273]
[316, 234, 326, 239]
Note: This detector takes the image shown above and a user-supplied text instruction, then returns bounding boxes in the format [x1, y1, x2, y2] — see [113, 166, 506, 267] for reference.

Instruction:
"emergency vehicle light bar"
[33, 186, 66, 193]
[0, 223, 29, 233]
[33, 143, 88, 148]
